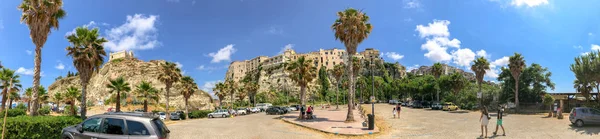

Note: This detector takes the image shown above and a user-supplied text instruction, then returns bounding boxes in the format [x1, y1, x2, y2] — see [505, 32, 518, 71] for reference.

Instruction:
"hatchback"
[62, 112, 169, 139]
[570, 107, 600, 127]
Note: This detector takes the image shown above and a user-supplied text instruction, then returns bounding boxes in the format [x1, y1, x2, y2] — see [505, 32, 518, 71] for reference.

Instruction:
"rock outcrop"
[48, 58, 214, 110]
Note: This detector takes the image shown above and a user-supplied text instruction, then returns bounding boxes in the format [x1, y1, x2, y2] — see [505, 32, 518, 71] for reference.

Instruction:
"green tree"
[181, 76, 197, 119]
[332, 8, 373, 122]
[329, 63, 345, 109]
[52, 92, 63, 111]
[106, 77, 131, 112]
[571, 54, 594, 101]
[64, 86, 80, 116]
[224, 79, 237, 107]
[431, 62, 443, 102]
[543, 94, 555, 117]
[471, 57, 490, 108]
[508, 53, 526, 111]
[0, 68, 22, 111]
[134, 81, 158, 112]
[318, 66, 330, 102]
[18, 0, 66, 116]
[8, 90, 21, 109]
[36, 86, 49, 109]
[213, 82, 226, 107]
[285, 56, 317, 118]
[25, 87, 32, 112]
[157, 62, 182, 120]
[66, 27, 108, 118]
[498, 64, 554, 104]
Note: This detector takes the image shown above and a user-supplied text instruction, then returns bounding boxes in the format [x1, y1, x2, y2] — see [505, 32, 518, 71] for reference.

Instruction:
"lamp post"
[370, 57, 375, 117]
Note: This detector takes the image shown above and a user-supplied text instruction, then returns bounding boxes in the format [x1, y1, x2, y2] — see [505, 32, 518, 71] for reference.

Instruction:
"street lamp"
[370, 57, 375, 117]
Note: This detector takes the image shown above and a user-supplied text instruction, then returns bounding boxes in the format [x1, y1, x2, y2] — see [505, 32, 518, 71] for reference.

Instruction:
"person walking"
[396, 103, 401, 119]
[480, 106, 490, 138]
[493, 105, 506, 136]
[300, 105, 306, 120]
[306, 105, 312, 119]
[392, 107, 397, 119]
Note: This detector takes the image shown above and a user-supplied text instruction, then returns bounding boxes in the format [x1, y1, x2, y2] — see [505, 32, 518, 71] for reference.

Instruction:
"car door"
[591, 109, 600, 124]
[126, 120, 153, 139]
[74, 117, 103, 139]
[97, 118, 128, 139]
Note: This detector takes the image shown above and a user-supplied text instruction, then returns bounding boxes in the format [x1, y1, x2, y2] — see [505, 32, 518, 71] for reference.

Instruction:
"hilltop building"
[109, 50, 135, 61]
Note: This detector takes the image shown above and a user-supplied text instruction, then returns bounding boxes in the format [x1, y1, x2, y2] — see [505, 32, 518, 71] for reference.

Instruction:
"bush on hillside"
[188, 110, 212, 119]
[0, 109, 26, 117]
[0, 116, 82, 139]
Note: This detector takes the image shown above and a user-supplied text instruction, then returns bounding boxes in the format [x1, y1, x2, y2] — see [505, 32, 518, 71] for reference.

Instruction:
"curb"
[280, 116, 379, 136]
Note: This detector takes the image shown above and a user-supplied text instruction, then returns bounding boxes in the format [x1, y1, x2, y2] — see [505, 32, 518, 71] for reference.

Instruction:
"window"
[101, 118, 126, 135]
[333, 62, 336, 65]
[82, 118, 102, 133]
[152, 119, 169, 138]
[325, 52, 328, 55]
[127, 120, 150, 135]
[326, 62, 329, 65]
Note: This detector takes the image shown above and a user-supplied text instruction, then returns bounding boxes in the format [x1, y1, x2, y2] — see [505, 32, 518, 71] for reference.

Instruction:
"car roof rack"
[103, 112, 158, 118]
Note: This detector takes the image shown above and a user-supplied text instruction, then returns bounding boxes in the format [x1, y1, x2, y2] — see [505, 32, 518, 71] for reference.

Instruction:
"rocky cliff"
[48, 58, 214, 110]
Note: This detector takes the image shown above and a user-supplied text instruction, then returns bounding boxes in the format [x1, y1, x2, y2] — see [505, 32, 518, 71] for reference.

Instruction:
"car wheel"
[209, 115, 213, 118]
[576, 120, 584, 127]
[222, 114, 226, 118]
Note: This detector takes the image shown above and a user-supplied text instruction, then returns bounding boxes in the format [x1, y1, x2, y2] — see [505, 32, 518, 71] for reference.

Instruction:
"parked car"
[412, 101, 423, 108]
[288, 105, 298, 111]
[62, 112, 169, 139]
[158, 112, 166, 120]
[134, 109, 144, 112]
[570, 107, 600, 127]
[431, 102, 443, 110]
[388, 100, 397, 104]
[236, 108, 247, 115]
[421, 101, 431, 108]
[250, 107, 260, 113]
[401, 102, 408, 106]
[442, 102, 459, 111]
[208, 109, 230, 118]
[266, 107, 284, 115]
[256, 103, 273, 112]
[170, 112, 181, 120]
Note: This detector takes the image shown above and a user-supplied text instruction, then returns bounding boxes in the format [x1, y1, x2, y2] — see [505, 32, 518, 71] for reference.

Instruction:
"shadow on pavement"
[568, 124, 600, 136]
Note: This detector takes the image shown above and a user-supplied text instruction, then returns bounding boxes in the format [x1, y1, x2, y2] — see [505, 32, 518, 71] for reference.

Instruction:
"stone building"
[109, 50, 135, 61]
[409, 63, 476, 81]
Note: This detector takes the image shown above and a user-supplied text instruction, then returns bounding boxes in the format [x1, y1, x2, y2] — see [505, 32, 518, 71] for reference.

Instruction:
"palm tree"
[332, 8, 373, 122]
[52, 92, 63, 112]
[37, 86, 49, 109]
[25, 87, 32, 112]
[66, 27, 108, 118]
[471, 57, 490, 108]
[285, 56, 317, 118]
[134, 81, 158, 112]
[63, 86, 80, 116]
[0, 68, 22, 111]
[18, 0, 67, 116]
[106, 77, 131, 112]
[431, 62, 443, 102]
[157, 62, 182, 120]
[8, 90, 21, 109]
[508, 53, 525, 111]
[213, 82, 226, 107]
[329, 64, 345, 110]
[225, 79, 237, 107]
[572, 54, 594, 101]
[181, 76, 197, 120]
[587, 51, 600, 103]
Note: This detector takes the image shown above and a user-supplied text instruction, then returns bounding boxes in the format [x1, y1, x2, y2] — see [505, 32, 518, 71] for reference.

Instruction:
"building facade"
[109, 50, 135, 61]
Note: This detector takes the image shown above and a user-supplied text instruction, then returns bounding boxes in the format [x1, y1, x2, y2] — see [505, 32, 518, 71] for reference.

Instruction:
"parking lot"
[372, 104, 600, 139]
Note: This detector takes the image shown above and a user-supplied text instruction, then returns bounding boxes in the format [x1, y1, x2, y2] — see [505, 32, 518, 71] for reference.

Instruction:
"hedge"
[188, 110, 212, 119]
[0, 116, 82, 139]
[0, 109, 26, 117]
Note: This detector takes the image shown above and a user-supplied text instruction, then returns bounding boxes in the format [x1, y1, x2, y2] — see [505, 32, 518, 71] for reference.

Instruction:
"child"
[393, 108, 397, 119]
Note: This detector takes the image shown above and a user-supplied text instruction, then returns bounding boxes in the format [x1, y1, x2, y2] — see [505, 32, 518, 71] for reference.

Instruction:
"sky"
[1, 0, 600, 97]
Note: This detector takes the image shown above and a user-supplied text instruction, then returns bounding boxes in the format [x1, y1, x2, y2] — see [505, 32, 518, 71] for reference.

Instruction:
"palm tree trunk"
[27, 101, 30, 113]
[55, 102, 59, 113]
[30, 46, 42, 116]
[515, 79, 520, 112]
[336, 82, 339, 110]
[80, 82, 88, 119]
[116, 91, 121, 112]
[1, 89, 7, 111]
[166, 86, 171, 121]
[8, 99, 12, 110]
[70, 103, 76, 116]
[185, 98, 189, 120]
[299, 85, 306, 118]
[346, 52, 355, 122]
[144, 100, 148, 112]
[479, 82, 483, 108]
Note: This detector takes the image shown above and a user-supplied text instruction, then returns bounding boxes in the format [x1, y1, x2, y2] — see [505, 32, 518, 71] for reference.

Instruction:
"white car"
[256, 103, 272, 111]
[250, 107, 260, 113]
[236, 108, 247, 115]
[158, 112, 166, 120]
[288, 106, 297, 111]
[208, 109, 230, 118]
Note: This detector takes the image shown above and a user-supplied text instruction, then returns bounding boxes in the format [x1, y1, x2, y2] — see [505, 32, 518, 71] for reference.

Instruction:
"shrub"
[0, 116, 82, 139]
[188, 110, 212, 119]
[38, 105, 51, 116]
[0, 109, 26, 117]
[15, 103, 27, 110]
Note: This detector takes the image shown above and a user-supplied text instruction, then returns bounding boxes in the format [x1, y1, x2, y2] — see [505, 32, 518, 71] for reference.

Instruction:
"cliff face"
[48, 58, 214, 110]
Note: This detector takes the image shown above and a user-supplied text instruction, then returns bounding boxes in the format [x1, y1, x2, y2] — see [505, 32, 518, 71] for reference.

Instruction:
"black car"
[266, 107, 284, 115]
[412, 101, 423, 108]
[421, 101, 431, 108]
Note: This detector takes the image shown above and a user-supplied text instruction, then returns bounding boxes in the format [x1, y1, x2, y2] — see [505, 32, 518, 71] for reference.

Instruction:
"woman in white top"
[480, 106, 490, 138]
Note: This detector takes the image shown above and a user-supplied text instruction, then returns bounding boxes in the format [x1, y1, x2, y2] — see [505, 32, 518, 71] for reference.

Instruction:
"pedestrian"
[300, 105, 306, 119]
[480, 106, 490, 138]
[307, 105, 312, 119]
[396, 103, 401, 119]
[392, 107, 397, 119]
[493, 105, 506, 136]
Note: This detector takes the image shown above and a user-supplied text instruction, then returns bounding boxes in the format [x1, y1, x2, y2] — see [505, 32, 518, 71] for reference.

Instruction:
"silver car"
[170, 112, 181, 120]
[208, 109, 230, 118]
[62, 112, 169, 139]
[569, 107, 600, 127]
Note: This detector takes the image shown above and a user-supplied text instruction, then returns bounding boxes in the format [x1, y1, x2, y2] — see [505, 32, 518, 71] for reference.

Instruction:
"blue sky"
[1, 0, 599, 96]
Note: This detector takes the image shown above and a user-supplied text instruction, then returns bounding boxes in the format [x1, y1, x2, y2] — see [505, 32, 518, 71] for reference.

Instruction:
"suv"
[62, 112, 169, 139]
[570, 107, 600, 127]
[208, 109, 230, 118]
[266, 107, 284, 115]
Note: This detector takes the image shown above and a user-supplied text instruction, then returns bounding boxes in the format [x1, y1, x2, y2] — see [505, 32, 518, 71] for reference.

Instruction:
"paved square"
[281, 107, 379, 135]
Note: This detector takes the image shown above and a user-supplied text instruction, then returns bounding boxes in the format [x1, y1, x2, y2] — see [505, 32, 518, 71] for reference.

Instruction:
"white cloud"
[415, 20, 450, 38]
[406, 64, 420, 72]
[104, 14, 160, 52]
[582, 52, 590, 56]
[451, 48, 476, 67]
[55, 61, 65, 70]
[65, 21, 98, 36]
[201, 80, 222, 98]
[476, 50, 490, 58]
[589, 33, 594, 36]
[574, 45, 583, 50]
[591, 44, 600, 51]
[208, 44, 236, 63]
[490, 56, 510, 68]
[175, 62, 183, 69]
[196, 65, 223, 71]
[511, 0, 548, 7]
[404, 0, 421, 9]
[16, 67, 44, 76]
[25, 50, 32, 55]
[485, 68, 499, 78]
[385, 52, 404, 61]
[278, 44, 294, 54]
[420, 38, 456, 62]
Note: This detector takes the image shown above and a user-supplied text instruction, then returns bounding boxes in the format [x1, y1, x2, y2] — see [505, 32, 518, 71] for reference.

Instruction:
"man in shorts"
[493, 105, 506, 136]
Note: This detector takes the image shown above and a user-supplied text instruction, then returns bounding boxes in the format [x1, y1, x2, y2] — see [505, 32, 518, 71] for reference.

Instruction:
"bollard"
[368, 114, 375, 130]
